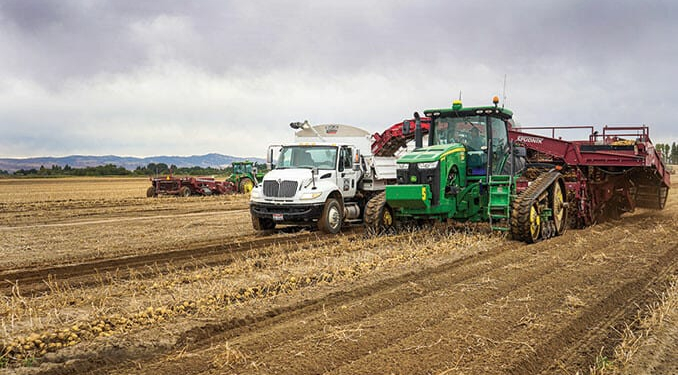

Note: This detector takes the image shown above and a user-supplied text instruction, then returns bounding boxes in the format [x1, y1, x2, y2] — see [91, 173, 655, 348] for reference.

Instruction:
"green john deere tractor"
[228, 161, 266, 194]
[364, 97, 567, 243]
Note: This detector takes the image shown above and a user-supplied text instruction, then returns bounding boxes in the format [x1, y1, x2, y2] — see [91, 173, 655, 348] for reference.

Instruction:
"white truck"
[249, 119, 428, 233]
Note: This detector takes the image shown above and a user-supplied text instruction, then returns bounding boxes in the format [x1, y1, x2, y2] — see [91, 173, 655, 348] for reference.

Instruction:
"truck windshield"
[276, 146, 338, 169]
[433, 115, 487, 151]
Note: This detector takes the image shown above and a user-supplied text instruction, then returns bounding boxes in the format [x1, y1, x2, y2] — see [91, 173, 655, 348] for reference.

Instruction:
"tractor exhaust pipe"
[414, 112, 423, 149]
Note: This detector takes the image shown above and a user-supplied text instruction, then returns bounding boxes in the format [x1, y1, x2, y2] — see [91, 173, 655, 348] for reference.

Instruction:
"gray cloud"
[0, 0, 676, 157]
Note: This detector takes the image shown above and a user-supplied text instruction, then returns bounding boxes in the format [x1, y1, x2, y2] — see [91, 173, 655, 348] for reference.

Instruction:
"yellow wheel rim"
[553, 183, 564, 223]
[529, 204, 541, 238]
[242, 180, 254, 193]
[382, 209, 393, 226]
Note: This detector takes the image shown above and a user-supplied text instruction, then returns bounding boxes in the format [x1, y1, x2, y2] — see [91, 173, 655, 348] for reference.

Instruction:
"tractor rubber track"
[0, 230, 358, 297]
[363, 191, 387, 231]
[37, 212, 678, 375]
[511, 170, 561, 242]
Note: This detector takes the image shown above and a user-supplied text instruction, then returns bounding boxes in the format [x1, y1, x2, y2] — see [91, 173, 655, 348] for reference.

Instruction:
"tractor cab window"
[233, 163, 252, 174]
[433, 115, 487, 150]
[276, 146, 338, 170]
[490, 117, 509, 174]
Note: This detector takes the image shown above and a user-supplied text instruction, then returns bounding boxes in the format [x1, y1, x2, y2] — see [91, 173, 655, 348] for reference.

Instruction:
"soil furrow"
[0, 230, 338, 296]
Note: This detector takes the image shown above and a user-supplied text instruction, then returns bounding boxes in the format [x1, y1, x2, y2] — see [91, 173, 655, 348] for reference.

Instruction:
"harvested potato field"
[1, 177, 677, 374]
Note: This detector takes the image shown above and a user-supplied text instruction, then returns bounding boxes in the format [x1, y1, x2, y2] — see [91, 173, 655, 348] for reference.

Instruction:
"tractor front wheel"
[318, 198, 343, 234]
[239, 178, 254, 194]
[179, 186, 191, 197]
[146, 186, 157, 198]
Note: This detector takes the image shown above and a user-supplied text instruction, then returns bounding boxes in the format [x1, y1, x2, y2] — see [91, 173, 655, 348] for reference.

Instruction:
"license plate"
[272, 213, 284, 221]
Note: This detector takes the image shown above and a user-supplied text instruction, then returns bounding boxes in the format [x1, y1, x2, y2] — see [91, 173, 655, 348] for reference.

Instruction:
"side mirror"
[353, 149, 361, 171]
[402, 120, 411, 135]
[514, 146, 526, 157]
[266, 145, 281, 169]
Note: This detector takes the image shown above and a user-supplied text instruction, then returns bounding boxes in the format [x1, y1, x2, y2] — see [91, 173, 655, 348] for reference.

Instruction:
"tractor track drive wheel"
[364, 192, 394, 234]
[550, 181, 567, 235]
[318, 198, 343, 234]
[511, 171, 564, 243]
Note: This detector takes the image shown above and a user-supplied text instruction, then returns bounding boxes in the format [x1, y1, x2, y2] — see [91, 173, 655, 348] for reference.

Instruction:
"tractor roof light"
[492, 96, 499, 106]
[452, 100, 462, 110]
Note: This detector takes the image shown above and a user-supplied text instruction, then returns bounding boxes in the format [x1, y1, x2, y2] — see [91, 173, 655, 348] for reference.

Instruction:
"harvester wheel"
[179, 186, 191, 197]
[658, 185, 668, 209]
[239, 178, 254, 194]
[251, 215, 275, 231]
[146, 186, 157, 198]
[364, 192, 394, 233]
[318, 198, 342, 234]
[635, 184, 669, 209]
[550, 181, 567, 235]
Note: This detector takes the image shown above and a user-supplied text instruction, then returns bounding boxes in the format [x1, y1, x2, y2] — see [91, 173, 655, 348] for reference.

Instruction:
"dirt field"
[0, 177, 676, 374]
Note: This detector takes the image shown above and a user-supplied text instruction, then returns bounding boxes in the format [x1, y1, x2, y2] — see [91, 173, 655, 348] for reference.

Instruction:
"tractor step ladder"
[488, 175, 512, 231]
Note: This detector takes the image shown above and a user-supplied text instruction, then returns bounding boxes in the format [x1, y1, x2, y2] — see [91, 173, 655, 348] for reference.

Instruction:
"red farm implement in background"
[147, 175, 236, 197]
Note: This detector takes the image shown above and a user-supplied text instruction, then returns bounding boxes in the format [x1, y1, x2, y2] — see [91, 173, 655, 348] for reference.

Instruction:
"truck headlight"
[396, 163, 410, 170]
[300, 191, 322, 200]
[250, 189, 261, 199]
[417, 161, 439, 169]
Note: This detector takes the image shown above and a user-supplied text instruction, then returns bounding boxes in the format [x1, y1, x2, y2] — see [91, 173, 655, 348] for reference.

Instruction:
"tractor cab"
[233, 161, 254, 175]
[424, 98, 514, 178]
[387, 97, 519, 223]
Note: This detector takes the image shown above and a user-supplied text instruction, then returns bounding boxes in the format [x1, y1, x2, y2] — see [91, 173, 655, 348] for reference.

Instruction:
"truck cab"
[250, 123, 370, 234]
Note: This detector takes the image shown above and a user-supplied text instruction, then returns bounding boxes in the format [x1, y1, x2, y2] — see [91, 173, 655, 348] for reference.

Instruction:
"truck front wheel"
[318, 198, 342, 234]
[252, 215, 275, 231]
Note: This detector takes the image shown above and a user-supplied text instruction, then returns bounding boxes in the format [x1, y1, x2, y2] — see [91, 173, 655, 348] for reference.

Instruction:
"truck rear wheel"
[318, 198, 342, 234]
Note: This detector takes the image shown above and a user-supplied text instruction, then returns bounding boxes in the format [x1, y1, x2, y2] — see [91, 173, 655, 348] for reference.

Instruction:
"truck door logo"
[343, 178, 350, 191]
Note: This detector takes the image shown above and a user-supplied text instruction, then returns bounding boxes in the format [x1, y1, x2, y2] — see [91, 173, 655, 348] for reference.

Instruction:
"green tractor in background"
[364, 97, 567, 243]
[228, 161, 266, 194]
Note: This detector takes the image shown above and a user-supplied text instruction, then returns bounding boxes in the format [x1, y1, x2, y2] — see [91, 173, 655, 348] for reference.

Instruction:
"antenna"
[502, 74, 507, 108]
[458, 91, 462, 101]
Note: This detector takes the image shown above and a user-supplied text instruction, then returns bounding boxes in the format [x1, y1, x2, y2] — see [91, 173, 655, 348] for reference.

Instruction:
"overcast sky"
[1, 0, 676, 158]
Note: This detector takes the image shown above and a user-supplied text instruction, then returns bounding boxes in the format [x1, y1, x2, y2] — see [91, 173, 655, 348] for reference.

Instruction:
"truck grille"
[263, 180, 298, 198]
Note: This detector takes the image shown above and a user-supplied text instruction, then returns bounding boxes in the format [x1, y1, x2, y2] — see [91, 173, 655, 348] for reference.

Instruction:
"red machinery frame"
[509, 124, 670, 227]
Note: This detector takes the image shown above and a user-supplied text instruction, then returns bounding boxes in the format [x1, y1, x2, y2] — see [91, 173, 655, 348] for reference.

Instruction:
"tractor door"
[337, 146, 358, 198]
[489, 117, 511, 175]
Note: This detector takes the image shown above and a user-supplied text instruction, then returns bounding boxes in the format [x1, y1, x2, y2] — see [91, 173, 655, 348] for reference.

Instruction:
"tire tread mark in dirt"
[65, 241, 547, 375]
[31, 239, 522, 375]
[510, 245, 678, 375]
[0, 231, 343, 296]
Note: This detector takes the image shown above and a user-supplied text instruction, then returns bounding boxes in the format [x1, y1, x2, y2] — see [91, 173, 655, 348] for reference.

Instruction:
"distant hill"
[0, 153, 265, 173]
